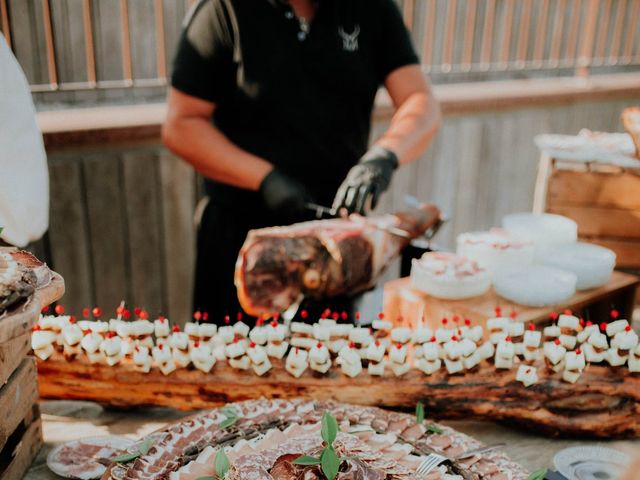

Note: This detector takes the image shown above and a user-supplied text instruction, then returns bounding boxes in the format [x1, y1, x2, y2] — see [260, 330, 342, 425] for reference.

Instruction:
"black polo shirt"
[171, 0, 419, 208]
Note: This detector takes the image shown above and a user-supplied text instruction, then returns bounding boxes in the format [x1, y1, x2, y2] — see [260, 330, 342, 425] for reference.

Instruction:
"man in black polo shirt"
[163, 0, 441, 321]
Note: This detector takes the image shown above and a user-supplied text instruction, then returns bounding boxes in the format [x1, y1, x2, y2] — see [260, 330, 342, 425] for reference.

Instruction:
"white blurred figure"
[0, 33, 48, 247]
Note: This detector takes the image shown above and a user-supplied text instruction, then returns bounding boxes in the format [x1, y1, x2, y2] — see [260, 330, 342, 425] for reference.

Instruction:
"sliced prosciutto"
[235, 204, 441, 316]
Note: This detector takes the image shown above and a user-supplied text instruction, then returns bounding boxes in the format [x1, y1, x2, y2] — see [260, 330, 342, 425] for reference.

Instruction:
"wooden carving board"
[37, 350, 640, 438]
[383, 271, 639, 330]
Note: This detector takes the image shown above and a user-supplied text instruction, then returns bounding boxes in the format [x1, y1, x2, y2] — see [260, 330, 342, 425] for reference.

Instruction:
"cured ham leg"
[235, 204, 441, 317]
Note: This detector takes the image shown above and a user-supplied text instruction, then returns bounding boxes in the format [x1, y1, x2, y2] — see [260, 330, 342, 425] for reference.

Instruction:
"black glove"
[332, 145, 399, 214]
[259, 168, 310, 222]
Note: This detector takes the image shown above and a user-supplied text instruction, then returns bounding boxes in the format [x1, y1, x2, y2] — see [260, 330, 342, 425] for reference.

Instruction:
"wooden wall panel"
[83, 154, 129, 311]
[122, 152, 165, 313]
[159, 151, 196, 324]
[47, 159, 93, 312]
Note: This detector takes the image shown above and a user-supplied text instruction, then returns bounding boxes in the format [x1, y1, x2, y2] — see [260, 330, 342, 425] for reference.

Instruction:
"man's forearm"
[376, 90, 441, 165]
[162, 114, 272, 191]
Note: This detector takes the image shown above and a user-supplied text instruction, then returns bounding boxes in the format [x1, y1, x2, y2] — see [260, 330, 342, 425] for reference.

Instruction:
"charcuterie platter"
[100, 398, 530, 480]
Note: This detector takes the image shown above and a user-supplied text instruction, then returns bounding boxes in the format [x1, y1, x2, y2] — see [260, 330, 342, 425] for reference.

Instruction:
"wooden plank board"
[383, 270, 639, 330]
[0, 359, 38, 450]
[0, 333, 30, 387]
[48, 159, 94, 313]
[84, 154, 130, 310]
[546, 169, 640, 211]
[547, 205, 640, 240]
[0, 417, 43, 480]
[36, 352, 640, 438]
[123, 152, 164, 311]
[159, 152, 196, 323]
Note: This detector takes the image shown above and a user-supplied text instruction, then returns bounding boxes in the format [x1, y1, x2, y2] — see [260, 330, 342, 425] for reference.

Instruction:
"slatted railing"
[0, 0, 638, 93]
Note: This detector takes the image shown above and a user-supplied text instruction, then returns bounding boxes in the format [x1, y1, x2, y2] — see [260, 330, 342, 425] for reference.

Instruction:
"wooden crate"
[0, 251, 65, 479]
[534, 156, 640, 269]
[0, 359, 42, 480]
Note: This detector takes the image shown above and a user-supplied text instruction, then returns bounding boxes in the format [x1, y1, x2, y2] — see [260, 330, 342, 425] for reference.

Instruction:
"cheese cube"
[229, 355, 250, 370]
[422, 342, 440, 361]
[463, 350, 481, 370]
[366, 342, 386, 363]
[508, 321, 524, 337]
[233, 321, 250, 338]
[496, 340, 515, 359]
[478, 341, 494, 360]
[313, 324, 330, 341]
[252, 358, 272, 376]
[516, 365, 538, 387]
[247, 344, 268, 364]
[523, 330, 541, 348]
[159, 358, 177, 375]
[543, 325, 561, 338]
[559, 334, 577, 350]
[558, 314, 580, 331]
[444, 358, 464, 374]
[290, 337, 316, 349]
[218, 326, 235, 344]
[494, 355, 513, 370]
[487, 317, 509, 331]
[562, 369, 581, 384]
[341, 361, 362, 378]
[606, 320, 629, 337]
[372, 320, 392, 331]
[310, 359, 332, 374]
[412, 328, 433, 344]
[34, 344, 54, 361]
[588, 332, 608, 350]
[266, 342, 289, 359]
[577, 324, 598, 344]
[463, 325, 484, 343]
[606, 348, 627, 366]
[249, 327, 268, 345]
[612, 330, 638, 350]
[391, 327, 411, 344]
[435, 328, 454, 344]
[199, 323, 218, 338]
[391, 361, 411, 377]
[290, 322, 313, 335]
[544, 342, 566, 364]
[368, 361, 385, 376]
[389, 344, 408, 363]
[582, 343, 605, 363]
[522, 347, 540, 362]
[416, 358, 441, 375]
[564, 350, 585, 371]
[225, 341, 246, 359]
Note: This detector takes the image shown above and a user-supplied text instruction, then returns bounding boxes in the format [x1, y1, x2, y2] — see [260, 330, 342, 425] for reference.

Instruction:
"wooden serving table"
[383, 270, 640, 329]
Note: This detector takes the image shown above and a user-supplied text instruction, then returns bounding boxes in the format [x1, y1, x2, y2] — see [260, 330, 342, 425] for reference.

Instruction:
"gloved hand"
[259, 168, 311, 222]
[332, 145, 399, 214]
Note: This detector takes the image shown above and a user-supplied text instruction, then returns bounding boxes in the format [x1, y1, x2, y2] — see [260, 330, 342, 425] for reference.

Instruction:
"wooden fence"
[1, 0, 639, 105]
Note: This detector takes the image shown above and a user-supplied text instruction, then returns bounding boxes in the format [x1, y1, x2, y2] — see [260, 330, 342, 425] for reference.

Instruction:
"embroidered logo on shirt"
[338, 26, 360, 52]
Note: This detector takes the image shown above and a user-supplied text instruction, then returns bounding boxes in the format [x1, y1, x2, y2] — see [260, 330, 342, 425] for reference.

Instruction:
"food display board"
[383, 270, 639, 330]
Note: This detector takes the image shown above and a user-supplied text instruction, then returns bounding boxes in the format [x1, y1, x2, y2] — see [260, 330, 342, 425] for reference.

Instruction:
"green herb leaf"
[214, 449, 230, 479]
[416, 401, 425, 425]
[426, 423, 443, 434]
[195, 477, 216, 480]
[527, 468, 547, 480]
[113, 452, 140, 463]
[292, 455, 322, 465]
[219, 417, 237, 429]
[320, 447, 341, 480]
[321, 411, 339, 445]
[138, 438, 154, 455]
